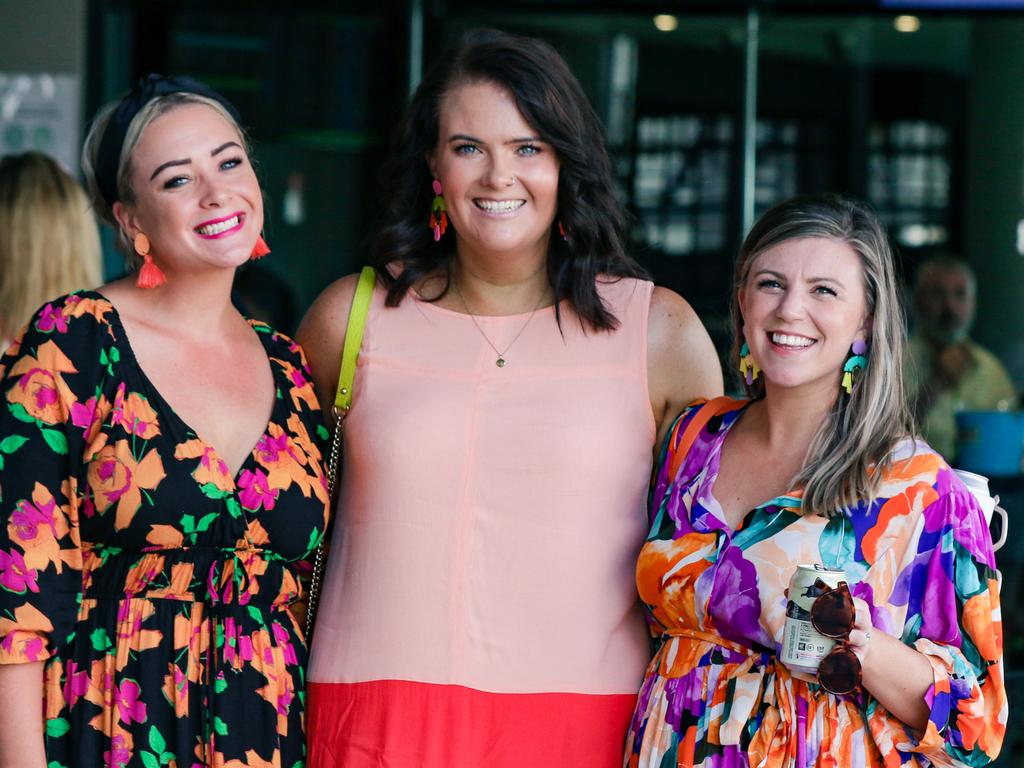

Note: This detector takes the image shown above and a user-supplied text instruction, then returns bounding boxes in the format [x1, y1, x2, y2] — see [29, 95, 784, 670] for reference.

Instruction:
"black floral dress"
[0, 291, 329, 767]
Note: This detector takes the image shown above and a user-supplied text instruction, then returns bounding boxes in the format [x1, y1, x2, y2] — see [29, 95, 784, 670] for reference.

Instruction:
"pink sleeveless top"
[307, 277, 656, 767]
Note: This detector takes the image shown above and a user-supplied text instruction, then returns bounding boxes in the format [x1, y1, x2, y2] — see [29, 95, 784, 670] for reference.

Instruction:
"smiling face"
[113, 102, 262, 274]
[429, 80, 560, 263]
[739, 236, 870, 397]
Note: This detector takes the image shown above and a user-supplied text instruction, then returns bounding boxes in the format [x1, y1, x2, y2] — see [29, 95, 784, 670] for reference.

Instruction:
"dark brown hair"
[371, 28, 647, 331]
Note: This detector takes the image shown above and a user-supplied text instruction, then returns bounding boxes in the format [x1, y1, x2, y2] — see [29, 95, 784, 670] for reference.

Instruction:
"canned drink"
[780, 564, 846, 674]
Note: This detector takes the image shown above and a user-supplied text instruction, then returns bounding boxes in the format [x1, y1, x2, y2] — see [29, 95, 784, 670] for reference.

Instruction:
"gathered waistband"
[660, 627, 758, 657]
[81, 546, 296, 609]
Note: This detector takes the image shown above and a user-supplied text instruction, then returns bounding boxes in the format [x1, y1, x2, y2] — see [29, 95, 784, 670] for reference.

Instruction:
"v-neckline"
[700, 400, 803, 533]
[96, 291, 282, 484]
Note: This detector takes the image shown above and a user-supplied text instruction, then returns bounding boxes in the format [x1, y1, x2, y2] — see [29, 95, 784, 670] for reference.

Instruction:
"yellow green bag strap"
[333, 266, 376, 411]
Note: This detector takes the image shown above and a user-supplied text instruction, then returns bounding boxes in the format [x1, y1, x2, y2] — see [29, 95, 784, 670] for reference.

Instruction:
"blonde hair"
[0, 151, 103, 338]
[731, 194, 914, 516]
[81, 92, 250, 264]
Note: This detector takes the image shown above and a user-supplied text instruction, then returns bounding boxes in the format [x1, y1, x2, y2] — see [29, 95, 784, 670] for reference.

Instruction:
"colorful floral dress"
[0, 291, 329, 768]
[625, 397, 1005, 768]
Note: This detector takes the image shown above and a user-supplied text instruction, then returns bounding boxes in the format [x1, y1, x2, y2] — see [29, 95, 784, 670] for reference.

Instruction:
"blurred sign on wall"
[0, 73, 80, 173]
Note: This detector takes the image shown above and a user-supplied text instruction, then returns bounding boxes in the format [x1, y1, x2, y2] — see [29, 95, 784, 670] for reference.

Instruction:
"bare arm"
[848, 598, 933, 731]
[295, 274, 362, 429]
[0, 662, 46, 768]
[647, 287, 724, 454]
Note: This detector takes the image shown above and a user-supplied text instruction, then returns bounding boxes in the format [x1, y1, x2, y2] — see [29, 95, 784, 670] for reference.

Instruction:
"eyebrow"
[447, 133, 543, 144]
[754, 269, 845, 287]
[148, 141, 243, 180]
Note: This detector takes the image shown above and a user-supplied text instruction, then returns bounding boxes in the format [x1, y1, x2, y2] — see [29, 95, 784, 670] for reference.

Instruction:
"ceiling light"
[894, 15, 921, 33]
[653, 14, 678, 32]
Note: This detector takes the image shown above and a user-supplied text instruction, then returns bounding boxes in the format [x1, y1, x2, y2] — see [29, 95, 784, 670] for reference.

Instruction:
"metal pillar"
[408, 0, 424, 96]
[741, 7, 760, 238]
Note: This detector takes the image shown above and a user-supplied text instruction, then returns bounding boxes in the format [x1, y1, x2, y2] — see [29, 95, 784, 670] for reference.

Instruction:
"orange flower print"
[162, 662, 190, 718]
[111, 384, 161, 440]
[222, 749, 280, 768]
[174, 439, 234, 492]
[272, 356, 318, 413]
[0, 603, 53, 662]
[7, 340, 78, 424]
[86, 437, 166, 530]
[61, 294, 114, 325]
[254, 423, 313, 497]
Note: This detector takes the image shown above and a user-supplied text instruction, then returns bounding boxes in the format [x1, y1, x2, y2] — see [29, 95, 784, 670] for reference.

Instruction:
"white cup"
[953, 468, 1007, 552]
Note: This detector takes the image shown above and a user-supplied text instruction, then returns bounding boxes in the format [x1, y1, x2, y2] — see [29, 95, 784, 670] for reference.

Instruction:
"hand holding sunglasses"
[809, 578, 875, 695]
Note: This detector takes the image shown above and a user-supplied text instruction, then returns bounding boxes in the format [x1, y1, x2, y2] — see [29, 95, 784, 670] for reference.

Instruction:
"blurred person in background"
[905, 253, 1016, 460]
[0, 151, 103, 352]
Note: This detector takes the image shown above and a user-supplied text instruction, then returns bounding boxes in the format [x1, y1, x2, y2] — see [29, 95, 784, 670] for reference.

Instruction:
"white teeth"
[196, 215, 240, 235]
[475, 199, 525, 212]
[772, 333, 815, 348]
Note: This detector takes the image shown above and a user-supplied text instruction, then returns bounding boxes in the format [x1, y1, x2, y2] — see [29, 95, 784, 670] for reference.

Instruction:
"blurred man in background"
[905, 253, 1016, 459]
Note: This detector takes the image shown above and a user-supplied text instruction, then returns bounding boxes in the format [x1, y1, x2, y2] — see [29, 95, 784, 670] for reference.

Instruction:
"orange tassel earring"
[250, 236, 270, 260]
[134, 233, 166, 289]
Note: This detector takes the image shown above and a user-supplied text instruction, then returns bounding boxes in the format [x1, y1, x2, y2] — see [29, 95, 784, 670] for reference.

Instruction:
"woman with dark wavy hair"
[297, 28, 722, 768]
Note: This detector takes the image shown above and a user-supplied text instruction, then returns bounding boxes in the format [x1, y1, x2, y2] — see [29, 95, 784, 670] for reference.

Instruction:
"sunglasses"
[809, 578, 861, 696]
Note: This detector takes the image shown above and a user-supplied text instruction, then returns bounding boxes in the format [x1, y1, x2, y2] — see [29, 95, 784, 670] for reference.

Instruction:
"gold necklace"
[453, 281, 546, 368]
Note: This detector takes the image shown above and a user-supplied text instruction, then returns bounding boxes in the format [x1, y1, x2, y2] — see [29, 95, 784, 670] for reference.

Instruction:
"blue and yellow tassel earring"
[739, 341, 760, 385]
[841, 339, 868, 394]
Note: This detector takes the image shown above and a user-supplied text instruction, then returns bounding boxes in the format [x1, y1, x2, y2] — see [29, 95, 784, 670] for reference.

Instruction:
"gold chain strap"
[305, 405, 345, 637]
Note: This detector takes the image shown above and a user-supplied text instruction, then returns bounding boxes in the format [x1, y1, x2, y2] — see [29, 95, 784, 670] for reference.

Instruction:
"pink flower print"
[271, 622, 298, 666]
[103, 732, 131, 768]
[255, 431, 290, 465]
[239, 634, 254, 663]
[1, 632, 44, 662]
[63, 660, 91, 709]
[0, 549, 39, 593]
[289, 367, 309, 388]
[36, 303, 68, 334]
[70, 396, 97, 431]
[237, 469, 278, 512]
[114, 679, 147, 725]
[10, 497, 55, 545]
[277, 685, 295, 716]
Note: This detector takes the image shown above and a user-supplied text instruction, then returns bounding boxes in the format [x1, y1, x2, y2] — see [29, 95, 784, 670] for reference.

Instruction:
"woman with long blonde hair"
[0, 151, 103, 349]
[626, 194, 1005, 767]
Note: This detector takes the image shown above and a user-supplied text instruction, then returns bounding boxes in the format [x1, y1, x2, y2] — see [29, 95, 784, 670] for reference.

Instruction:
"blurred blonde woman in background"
[0, 151, 103, 350]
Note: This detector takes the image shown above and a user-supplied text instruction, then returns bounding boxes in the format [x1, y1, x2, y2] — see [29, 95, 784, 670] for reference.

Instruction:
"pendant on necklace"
[496, 357, 506, 368]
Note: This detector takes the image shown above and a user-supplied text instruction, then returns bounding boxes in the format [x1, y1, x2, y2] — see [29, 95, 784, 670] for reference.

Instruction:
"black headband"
[94, 73, 242, 208]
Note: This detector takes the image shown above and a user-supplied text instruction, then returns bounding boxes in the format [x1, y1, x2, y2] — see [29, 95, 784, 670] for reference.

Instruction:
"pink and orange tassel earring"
[134, 233, 166, 289]
[250, 236, 270, 260]
[429, 179, 448, 241]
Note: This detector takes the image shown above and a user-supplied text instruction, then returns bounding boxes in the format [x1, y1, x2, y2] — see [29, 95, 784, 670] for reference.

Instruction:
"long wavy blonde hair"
[0, 151, 102, 340]
[731, 195, 914, 516]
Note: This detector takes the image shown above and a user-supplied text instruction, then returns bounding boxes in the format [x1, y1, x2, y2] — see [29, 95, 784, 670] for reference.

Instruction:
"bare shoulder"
[295, 273, 364, 423]
[647, 286, 724, 449]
